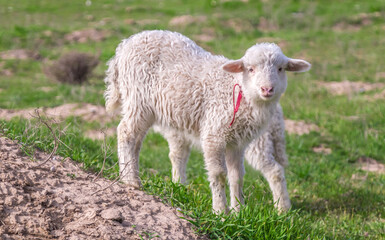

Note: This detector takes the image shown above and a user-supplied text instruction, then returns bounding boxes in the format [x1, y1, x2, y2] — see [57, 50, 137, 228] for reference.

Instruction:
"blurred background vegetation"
[0, 0, 384, 239]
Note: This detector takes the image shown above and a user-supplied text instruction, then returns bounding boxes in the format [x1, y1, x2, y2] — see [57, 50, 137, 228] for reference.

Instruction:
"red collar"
[229, 84, 243, 127]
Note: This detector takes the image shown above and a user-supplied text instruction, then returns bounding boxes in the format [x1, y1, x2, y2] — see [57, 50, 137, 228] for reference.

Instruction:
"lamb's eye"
[278, 67, 283, 72]
[249, 67, 254, 73]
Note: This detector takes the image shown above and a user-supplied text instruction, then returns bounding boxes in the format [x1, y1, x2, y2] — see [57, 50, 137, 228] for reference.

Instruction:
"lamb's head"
[223, 43, 311, 104]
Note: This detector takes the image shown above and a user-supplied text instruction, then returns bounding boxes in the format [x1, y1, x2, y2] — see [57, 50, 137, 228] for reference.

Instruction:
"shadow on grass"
[291, 187, 385, 217]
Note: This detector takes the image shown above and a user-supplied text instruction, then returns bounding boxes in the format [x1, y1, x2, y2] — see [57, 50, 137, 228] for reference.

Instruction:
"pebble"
[100, 208, 123, 222]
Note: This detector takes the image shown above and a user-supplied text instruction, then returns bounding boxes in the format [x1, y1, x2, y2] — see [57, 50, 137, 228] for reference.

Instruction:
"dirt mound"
[284, 119, 320, 135]
[85, 128, 116, 140]
[169, 15, 207, 27]
[258, 17, 279, 32]
[318, 81, 385, 96]
[193, 28, 216, 43]
[0, 103, 115, 123]
[0, 49, 41, 60]
[0, 62, 13, 77]
[224, 18, 253, 33]
[38, 87, 53, 93]
[367, 89, 385, 101]
[312, 144, 332, 155]
[64, 29, 110, 43]
[357, 157, 385, 174]
[0, 137, 202, 239]
[332, 12, 379, 32]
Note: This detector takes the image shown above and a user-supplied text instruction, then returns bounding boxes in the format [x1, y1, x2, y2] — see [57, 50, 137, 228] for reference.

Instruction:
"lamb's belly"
[152, 84, 204, 133]
[152, 124, 201, 149]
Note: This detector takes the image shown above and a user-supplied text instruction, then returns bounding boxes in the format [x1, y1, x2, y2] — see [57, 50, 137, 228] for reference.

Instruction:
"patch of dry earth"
[357, 157, 385, 174]
[85, 128, 116, 140]
[284, 119, 320, 135]
[64, 29, 110, 43]
[0, 137, 202, 239]
[312, 144, 332, 155]
[169, 15, 207, 27]
[0, 49, 41, 60]
[318, 80, 385, 96]
[0, 103, 115, 123]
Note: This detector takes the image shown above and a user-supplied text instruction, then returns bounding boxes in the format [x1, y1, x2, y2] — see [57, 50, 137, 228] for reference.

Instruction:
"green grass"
[1, 0, 385, 239]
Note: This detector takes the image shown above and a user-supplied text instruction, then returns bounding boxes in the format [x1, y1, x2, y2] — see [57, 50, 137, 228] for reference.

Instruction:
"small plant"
[45, 52, 99, 84]
[67, 173, 76, 179]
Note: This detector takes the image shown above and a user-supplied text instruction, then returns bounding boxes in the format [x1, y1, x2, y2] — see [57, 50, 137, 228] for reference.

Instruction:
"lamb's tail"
[104, 56, 121, 114]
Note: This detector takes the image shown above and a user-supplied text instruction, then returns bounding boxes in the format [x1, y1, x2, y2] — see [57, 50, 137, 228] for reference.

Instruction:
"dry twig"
[90, 159, 133, 196]
[93, 129, 110, 180]
[32, 109, 61, 168]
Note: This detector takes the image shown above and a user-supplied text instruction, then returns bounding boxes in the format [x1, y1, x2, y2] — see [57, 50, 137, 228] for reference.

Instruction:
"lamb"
[154, 103, 291, 212]
[104, 30, 311, 213]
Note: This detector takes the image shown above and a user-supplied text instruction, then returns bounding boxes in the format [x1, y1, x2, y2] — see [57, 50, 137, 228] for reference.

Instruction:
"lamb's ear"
[286, 59, 311, 72]
[223, 60, 244, 73]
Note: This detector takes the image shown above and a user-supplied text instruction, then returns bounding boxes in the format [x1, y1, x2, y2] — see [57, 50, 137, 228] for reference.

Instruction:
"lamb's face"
[223, 43, 311, 104]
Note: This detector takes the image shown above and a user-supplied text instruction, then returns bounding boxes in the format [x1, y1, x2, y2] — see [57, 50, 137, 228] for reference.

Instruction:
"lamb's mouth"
[261, 93, 274, 100]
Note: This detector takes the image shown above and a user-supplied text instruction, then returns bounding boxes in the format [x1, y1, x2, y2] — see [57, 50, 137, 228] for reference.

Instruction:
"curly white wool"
[104, 30, 310, 213]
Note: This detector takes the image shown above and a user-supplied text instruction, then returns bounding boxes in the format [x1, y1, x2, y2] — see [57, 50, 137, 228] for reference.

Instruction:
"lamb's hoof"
[229, 205, 241, 213]
[127, 180, 142, 189]
[212, 206, 229, 215]
[121, 178, 142, 189]
[277, 201, 291, 214]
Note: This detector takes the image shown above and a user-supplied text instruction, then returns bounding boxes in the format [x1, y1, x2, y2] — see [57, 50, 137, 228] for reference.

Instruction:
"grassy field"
[1, 0, 385, 239]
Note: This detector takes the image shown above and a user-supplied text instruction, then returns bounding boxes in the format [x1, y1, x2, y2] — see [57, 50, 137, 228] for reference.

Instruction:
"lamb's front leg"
[260, 160, 290, 212]
[202, 139, 228, 214]
[245, 135, 291, 212]
[226, 148, 245, 212]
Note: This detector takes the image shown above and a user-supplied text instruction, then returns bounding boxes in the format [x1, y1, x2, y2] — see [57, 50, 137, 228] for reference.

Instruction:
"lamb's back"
[117, 31, 230, 132]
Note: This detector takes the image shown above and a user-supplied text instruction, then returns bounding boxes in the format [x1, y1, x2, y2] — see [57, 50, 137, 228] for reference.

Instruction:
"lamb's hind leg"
[167, 133, 191, 184]
[117, 115, 153, 189]
[153, 126, 191, 184]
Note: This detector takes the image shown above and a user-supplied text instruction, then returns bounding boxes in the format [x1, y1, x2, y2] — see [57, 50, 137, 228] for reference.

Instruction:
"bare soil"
[357, 157, 385, 174]
[367, 89, 385, 101]
[284, 119, 320, 135]
[332, 12, 379, 32]
[0, 103, 115, 123]
[193, 28, 216, 43]
[64, 29, 110, 43]
[0, 62, 13, 77]
[85, 128, 116, 141]
[258, 17, 279, 32]
[0, 49, 41, 60]
[169, 15, 207, 27]
[0, 137, 202, 239]
[224, 18, 254, 33]
[318, 80, 385, 96]
[312, 144, 332, 155]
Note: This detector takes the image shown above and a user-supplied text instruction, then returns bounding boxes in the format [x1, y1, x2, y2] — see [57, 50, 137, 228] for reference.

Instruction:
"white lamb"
[104, 30, 310, 213]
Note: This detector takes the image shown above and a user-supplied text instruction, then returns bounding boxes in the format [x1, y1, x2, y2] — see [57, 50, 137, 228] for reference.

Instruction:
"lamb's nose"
[261, 87, 274, 94]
